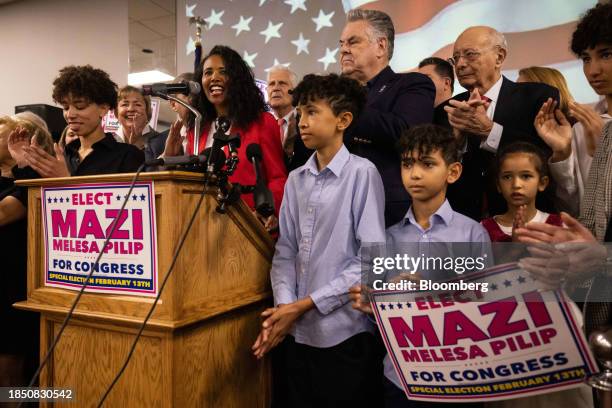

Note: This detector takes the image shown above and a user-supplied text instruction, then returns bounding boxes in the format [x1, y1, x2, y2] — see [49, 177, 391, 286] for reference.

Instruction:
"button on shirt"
[384, 199, 491, 388]
[271, 145, 386, 348]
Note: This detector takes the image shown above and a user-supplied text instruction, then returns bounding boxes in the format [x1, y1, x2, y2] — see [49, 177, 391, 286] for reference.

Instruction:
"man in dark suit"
[340, 9, 435, 227]
[444, 26, 559, 217]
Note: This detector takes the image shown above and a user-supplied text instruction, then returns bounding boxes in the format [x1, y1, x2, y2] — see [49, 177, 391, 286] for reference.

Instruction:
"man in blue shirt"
[252, 73, 386, 407]
[351, 125, 489, 408]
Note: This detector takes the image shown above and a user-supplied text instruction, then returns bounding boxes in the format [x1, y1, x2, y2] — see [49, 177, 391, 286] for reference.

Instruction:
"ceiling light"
[128, 70, 174, 86]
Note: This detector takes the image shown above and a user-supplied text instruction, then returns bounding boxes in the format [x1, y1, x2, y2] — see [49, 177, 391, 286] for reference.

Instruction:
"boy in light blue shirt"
[351, 124, 489, 408]
[253, 73, 386, 407]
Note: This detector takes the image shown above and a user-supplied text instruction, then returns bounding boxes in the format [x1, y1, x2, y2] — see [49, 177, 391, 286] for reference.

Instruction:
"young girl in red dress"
[481, 142, 562, 242]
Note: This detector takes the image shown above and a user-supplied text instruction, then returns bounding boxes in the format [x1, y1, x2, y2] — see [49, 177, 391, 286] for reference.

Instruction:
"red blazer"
[187, 112, 287, 215]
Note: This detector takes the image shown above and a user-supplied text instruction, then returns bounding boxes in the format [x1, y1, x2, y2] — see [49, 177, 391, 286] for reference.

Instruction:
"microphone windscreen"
[246, 143, 262, 161]
[185, 81, 201, 95]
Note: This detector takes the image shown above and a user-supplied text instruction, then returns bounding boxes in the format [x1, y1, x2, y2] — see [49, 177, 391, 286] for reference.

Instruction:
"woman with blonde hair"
[0, 111, 53, 387]
[518, 66, 575, 122]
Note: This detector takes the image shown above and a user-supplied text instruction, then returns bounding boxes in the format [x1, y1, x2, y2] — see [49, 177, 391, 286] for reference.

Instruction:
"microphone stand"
[151, 92, 202, 156]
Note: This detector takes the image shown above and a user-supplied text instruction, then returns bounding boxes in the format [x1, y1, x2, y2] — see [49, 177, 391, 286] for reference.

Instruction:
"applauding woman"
[166, 46, 287, 228]
[15, 65, 144, 178]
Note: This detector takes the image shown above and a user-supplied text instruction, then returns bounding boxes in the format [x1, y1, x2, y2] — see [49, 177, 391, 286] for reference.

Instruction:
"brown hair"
[518, 66, 574, 118]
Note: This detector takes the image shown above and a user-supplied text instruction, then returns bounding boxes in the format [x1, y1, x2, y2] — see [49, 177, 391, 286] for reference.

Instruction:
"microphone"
[145, 147, 226, 169]
[141, 81, 201, 96]
[246, 143, 275, 217]
[207, 117, 231, 173]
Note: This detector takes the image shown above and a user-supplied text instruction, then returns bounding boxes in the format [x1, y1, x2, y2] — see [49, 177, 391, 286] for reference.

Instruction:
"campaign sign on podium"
[41, 182, 158, 296]
[371, 264, 599, 402]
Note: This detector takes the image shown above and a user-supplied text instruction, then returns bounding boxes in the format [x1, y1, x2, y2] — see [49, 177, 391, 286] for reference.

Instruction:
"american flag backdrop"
[176, 0, 600, 103]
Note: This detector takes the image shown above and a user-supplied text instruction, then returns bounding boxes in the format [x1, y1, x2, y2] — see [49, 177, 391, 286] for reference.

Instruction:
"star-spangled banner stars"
[243, 50, 258, 68]
[179, 1, 345, 80]
[312, 9, 334, 32]
[204, 9, 224, 30]
[318, 47, 338, 70]
[284, 0, 307, 14]
[186, 37, 196, 56]
[232, 15, 252, 36]
[265, 58, 291, 72]
[291, 32, 310, 55]
[186, 4, 196, 17]
[259, 21, 283, 44]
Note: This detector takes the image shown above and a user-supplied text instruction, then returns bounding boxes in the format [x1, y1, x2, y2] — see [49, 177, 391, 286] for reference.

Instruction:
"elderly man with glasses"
[443, 25, 560, 218]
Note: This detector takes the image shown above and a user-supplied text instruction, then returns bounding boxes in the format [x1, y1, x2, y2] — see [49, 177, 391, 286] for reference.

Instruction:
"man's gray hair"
[267, 65, 299, 88]
[347, 9, 395, 60]
[491, 29, 508, 52]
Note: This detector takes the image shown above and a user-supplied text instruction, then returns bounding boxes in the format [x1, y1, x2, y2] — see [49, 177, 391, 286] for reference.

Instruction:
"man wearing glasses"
[443, 26, 559, 217]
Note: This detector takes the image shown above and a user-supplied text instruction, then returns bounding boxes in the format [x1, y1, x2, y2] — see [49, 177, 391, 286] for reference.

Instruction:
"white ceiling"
[129, 0, 176, 76]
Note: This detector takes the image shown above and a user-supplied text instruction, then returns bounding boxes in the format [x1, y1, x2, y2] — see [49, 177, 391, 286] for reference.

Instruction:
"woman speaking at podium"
[163, 45, 288, 231]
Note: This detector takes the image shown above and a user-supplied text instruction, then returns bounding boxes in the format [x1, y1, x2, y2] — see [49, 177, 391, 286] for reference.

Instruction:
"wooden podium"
[14, 172, 274, 407]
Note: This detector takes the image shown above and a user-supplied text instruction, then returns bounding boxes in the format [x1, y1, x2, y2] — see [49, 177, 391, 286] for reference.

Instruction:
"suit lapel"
[492, 76, 515, 126]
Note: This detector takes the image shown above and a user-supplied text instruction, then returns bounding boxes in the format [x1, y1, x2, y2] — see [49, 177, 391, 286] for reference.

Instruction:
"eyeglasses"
[448, 46, 499, 66]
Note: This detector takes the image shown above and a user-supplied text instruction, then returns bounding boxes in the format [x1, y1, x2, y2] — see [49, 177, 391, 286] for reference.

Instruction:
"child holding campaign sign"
[481, 142, 563, 242]
[351, 124, 490, 408]
[251, 74, 386, 407]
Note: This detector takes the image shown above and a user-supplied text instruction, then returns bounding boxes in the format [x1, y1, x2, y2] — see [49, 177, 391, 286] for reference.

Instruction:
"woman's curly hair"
[52, 65, 118, 109]
[194, 45, 265, 129]
[291, 73, 367, 120]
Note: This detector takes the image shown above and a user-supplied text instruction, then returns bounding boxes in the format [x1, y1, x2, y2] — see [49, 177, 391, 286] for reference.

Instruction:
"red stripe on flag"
[358, 0, 459, 33]
[422, 22, 578, 70]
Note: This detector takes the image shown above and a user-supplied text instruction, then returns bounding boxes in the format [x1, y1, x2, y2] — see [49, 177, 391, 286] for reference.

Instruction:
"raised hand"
[569, 101, 604, 157]
[23, 139, 70, 178]
[512, 205, 526, 242]
[445, 88, 493, 138]
[7, 126, 31, 168]
[162, 118, 184, 157]
[534, 98, 572, 162]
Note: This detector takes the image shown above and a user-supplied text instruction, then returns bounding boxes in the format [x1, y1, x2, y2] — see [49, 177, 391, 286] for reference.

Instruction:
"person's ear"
[98, 104, 110, 120]
[444, 77, 453, 94]
[495, 47, 507, 67]
[538, 175, 549, 192]
[337, 111, 353, 131]
[447, 161, 462, 184]
[376, 37, 388, 59]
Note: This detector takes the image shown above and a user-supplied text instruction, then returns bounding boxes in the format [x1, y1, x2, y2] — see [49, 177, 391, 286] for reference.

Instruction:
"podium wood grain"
[14, 172, 274, 407]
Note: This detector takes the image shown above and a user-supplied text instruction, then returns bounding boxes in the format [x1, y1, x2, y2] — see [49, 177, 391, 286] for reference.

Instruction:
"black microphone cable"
[96, 175, 212, 407]
[18, 163, 147, 408]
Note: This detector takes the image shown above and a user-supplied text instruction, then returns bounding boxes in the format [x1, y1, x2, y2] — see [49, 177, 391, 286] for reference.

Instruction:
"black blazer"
[449, 77, 560, 217]
[345, 66, 435, 227]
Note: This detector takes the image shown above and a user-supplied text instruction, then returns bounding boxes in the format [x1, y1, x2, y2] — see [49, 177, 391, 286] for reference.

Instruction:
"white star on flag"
[318, 47, 338, 70]
[259, 21, 283, 44]
[231, 16, 253, 36]
[186, 4, 196, 17]
[204, 9, 224, 30]
[265, 58, 291, 72]
[243, 50, 258, 68]
[259, 0, 267, 6]
[312, 9, 334, 32]
[284, 0, 307, 14]
[291, 33, 310, 55]
[186, 37, 196, 56]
